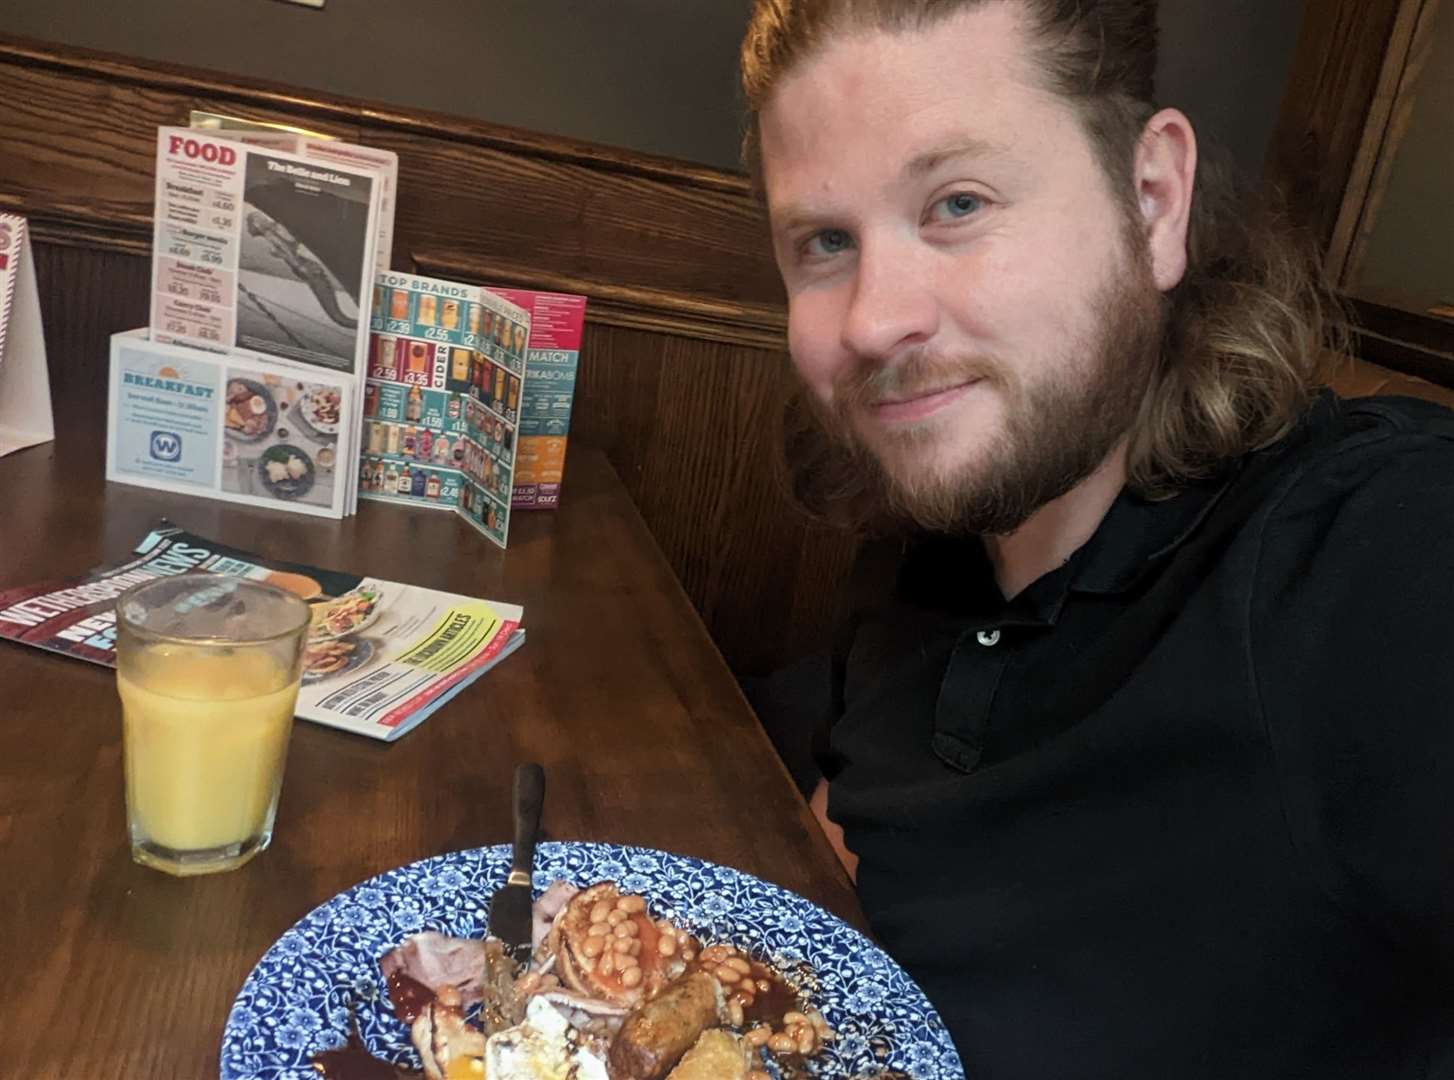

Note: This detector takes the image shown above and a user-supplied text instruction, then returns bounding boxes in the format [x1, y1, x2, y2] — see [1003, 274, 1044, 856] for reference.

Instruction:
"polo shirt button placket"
[931, 626, 1010, 773]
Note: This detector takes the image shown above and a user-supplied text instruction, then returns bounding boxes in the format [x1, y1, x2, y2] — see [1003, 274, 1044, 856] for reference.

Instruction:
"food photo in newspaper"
[0, 523, 524, 741]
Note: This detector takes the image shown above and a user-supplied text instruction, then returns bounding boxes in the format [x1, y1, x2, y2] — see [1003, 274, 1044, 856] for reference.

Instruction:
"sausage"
[607, 972, 724, 1080]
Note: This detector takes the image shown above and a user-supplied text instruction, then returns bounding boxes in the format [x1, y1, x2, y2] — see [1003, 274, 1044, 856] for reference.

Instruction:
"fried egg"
[485, 997, 608, 1080]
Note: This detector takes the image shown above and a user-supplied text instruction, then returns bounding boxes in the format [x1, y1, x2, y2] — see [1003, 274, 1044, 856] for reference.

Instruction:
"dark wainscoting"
[0, 35, 859, 676]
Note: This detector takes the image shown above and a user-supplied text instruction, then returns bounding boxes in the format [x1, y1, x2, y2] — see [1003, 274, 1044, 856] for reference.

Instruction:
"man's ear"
[1135, 108, 1197, 292]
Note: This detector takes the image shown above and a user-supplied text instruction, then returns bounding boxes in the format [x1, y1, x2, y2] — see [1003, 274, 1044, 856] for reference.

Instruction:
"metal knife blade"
[488, 762, 544, 967]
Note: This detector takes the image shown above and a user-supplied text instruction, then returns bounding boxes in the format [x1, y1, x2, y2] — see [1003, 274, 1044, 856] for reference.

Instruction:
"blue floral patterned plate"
[221, 842, 964, 1079]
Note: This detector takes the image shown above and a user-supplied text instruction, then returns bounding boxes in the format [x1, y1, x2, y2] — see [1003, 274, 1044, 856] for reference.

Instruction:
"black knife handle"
[510, 762, 545, 882]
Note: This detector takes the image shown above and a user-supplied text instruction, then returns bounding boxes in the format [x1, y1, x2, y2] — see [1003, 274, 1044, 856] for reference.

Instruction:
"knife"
[488, 762, 545, 968]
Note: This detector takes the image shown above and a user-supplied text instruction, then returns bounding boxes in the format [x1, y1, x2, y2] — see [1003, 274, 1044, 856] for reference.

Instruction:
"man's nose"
[839, 237, 938, 362]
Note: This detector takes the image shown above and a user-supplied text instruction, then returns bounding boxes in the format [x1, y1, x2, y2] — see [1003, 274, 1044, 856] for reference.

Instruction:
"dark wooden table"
[0, 426, 860, 1077]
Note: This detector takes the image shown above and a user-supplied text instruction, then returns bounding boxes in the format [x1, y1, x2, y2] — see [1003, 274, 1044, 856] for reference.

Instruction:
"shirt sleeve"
[1251, 428, 1454, 979]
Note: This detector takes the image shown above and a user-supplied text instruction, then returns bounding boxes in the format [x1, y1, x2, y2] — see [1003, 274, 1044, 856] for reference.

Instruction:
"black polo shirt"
[823, 393, 1454, 1079]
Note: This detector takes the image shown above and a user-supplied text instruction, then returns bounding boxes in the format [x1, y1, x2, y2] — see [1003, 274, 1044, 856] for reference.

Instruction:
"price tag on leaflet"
[0, 214, 55, 457]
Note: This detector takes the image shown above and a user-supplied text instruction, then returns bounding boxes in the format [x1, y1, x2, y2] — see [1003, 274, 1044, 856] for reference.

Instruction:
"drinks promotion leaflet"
[362, 271, 531, 548]
[487, 286, 586, 510]
[0, 523, 525, 741]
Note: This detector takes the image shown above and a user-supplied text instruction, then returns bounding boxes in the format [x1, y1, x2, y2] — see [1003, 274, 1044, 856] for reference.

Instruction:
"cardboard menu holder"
[0, 214, 55, 457]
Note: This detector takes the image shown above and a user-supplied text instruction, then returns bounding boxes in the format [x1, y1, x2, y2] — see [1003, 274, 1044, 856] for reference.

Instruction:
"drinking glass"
[115, 576, 310, 876]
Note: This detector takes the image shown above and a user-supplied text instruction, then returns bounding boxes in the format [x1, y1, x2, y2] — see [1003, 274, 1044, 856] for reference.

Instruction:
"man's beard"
[790, 243, 1166, 537]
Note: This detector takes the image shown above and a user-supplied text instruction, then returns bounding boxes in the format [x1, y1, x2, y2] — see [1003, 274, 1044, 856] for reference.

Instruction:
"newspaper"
[150, 126, 383, 375]
[188, 111, 399, 274]
[361, 272, 531, 548]
[0, 523, 524, 741]
[107, 328, 361, 519]
[486, 286, 586, 509]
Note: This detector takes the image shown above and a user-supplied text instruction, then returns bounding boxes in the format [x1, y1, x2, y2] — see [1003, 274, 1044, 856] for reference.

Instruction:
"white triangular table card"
[0, 214, 55, 457]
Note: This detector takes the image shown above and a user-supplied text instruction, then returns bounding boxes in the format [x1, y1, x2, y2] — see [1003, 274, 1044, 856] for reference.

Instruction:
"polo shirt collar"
[1068, 471, 1233, 596]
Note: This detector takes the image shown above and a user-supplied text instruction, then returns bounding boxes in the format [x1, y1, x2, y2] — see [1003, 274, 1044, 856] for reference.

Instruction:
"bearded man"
[740, 1, 1454, 1076]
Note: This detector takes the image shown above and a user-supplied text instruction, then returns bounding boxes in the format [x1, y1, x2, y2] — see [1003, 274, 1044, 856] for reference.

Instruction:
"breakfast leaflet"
[0, 523, 525, 741]
[107, 328, 357, 518]
[362, 271, 531, 548]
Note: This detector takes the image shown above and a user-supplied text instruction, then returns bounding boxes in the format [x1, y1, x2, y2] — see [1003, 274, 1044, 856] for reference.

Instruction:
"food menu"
[486, 286, 586, 510]
[149, 126, 383, 375]
[0, 522, 525, 741]
[361, 271, 530, 548]
[106, 329, 360, 519]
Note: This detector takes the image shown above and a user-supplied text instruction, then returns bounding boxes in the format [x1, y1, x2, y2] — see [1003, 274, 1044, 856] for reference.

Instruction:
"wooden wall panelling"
[0, 38, 786, 309]
[362, 126, 785, 310]
[1267, 0, 1405, 248]
[569, 322, 858, 675]
[30, 244, 150, 413]
[1332, 0, 1445, 290]
[0, 36, 858, 675]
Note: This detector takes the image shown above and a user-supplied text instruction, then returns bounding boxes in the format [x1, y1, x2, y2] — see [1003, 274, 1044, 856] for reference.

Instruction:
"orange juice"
[119, 647, 298, 863]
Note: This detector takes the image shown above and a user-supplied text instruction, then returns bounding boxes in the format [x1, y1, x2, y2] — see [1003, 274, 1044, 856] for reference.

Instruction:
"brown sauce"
[741, 970, 800, 1028]
[385, 970, 435, 1025]
[309, 1032, 420, 1080]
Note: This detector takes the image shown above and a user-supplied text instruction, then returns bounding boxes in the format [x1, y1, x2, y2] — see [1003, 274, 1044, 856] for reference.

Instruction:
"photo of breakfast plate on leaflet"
[221, 843, 963, 1080]
[297, 385, 343, 439]
[224, 376, 277, 442]
[221, 365, 345, 512]
[257, 443, 316, 500]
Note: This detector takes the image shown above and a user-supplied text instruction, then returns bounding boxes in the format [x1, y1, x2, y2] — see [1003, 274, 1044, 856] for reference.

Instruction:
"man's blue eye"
[933, 192, 983, 220]
[807, 229, 853, 256]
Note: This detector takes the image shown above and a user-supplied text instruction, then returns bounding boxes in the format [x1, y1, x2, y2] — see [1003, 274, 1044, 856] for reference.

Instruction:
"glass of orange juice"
[115, 577, 310, 876]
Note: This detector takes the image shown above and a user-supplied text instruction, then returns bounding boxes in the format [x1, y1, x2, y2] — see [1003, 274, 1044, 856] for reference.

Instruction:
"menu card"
[149, 126, 383, 375]
[487, 286, 586, 510]
[0, 214, 55, 457]
[107, 329, 359, 519]
[0, 522, 525, 741]
[360, 272, 530, 548]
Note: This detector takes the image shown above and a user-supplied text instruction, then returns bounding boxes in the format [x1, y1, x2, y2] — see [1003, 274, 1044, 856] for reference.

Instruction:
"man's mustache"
[832, 350, 1002, 411]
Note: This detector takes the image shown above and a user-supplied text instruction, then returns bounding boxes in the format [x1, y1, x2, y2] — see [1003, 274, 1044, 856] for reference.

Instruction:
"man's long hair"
[741, 0, 1346, 520]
